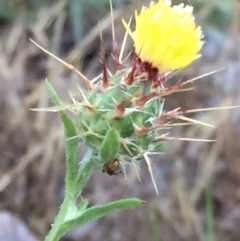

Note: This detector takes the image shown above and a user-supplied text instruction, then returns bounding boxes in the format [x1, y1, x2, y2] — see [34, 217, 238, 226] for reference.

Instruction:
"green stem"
[44, 198, 70, 241]
[45, 149, 96, 241]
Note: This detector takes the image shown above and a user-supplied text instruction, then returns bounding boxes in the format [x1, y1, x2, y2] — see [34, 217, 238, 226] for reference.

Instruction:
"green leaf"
[61, 198, 143, 233]
[100, 128, 120, 163]
[74, 148, 101, 198]
[45, 80, 63, 106]
[77, 199, 89, 213]
[45, 80, 79, 198]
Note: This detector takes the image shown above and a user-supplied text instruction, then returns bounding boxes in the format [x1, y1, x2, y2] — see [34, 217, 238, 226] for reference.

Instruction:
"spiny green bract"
[76, 73, 166, 169]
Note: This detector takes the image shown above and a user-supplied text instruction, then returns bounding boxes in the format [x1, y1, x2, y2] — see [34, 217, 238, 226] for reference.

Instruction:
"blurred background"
[0, 0, 240, 240]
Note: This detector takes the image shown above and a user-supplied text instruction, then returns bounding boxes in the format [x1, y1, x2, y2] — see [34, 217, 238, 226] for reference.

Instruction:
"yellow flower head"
[123, 0, 204, 72]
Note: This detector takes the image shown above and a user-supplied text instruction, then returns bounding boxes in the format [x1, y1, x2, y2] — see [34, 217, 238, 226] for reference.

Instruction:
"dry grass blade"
[66, 8, 122, 64]
[0, 144, 43, 192]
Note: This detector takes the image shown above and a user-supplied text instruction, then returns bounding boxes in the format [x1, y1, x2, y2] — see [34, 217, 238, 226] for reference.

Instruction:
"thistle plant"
[30, 1, 230, 241]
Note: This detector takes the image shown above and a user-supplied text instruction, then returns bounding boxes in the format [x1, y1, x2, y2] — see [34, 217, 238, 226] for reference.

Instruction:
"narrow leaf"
[74, 148, 100, 198]
[77, 199, 89, 213]
[61, 198, 143, 233]
[45, 80, 79, 197]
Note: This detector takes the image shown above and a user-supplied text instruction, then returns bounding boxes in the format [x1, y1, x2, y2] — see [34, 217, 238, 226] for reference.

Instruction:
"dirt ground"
[0, 1, 240, 241]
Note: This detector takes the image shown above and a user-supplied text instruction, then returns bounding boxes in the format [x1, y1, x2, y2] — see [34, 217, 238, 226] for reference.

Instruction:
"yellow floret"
[123, 0, 204, 72]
